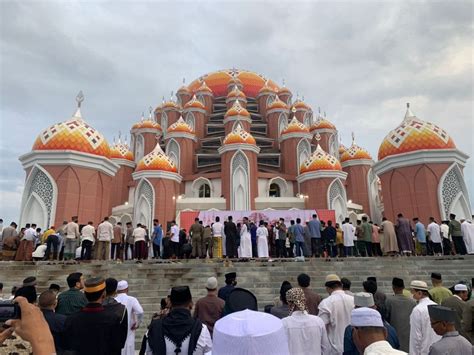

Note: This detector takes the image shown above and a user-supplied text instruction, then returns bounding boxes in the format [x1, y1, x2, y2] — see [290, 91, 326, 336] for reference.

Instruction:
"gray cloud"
[1, 0, 472, 224]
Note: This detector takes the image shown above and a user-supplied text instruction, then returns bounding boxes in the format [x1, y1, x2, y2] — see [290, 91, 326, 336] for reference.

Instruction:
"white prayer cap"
[454, 284, 468, 291]
[206, 277, 218, 290]
[117, 280, 128, 291]
[354, 292, 375, 308]
[351, 307, 384, 328]
[213, 310, 290, 355]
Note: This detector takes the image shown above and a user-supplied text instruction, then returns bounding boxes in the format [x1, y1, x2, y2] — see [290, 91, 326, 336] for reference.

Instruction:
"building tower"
[223, 100, 252, 136]
[291, 98, 312, 125]
[256, 80, 276, 119]
[277, 81, 292, 105]
[218, 124, 260, 210]
[132, 143, 182, 229]
[373, 103, 472, 222]
[340, 133, 380, 222]
[164, 117, 197, 176]
[279, 110, 313, 176]
[194, 81, 214, 114]
[226, 85, 247, 109]
[265, 96, 290, 149]
[176, 79, 192, 107]
[130, 109, 162, 163]
[309, 109, 338, 156]
[109, 137, 135, 208]
[19, 92, 118, 229]
[298, 145, 348, 223]
[160, 97, 181, 136]
[182, 94, 207, 140]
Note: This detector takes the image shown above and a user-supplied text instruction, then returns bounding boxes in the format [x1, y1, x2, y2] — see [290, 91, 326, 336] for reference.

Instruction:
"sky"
[0, 0, 473, 225]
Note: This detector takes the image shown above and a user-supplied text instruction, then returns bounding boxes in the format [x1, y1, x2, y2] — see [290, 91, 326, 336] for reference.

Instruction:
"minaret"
[223, 99, 251, 136]
[164, 117, 197, 176]
[218, 124, 260, 210]
[226, 85, 247, 109]
[291, 96, 311, 124]
[161, 94, 181, 135]
[176, 78, 192, 107]
[130, 108, 162, 163]
[266, 96, 289, 149]
[194, 81, 214, 113]
[109, 135, 135, 208]
[183, 94, 207, 141]
[277, 79, 292, 105]
[256, 80, 276, 119]
[309, 109, 338, 156]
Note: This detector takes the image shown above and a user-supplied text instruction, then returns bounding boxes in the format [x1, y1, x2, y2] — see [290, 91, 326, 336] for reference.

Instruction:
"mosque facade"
[18, 69, 472, 230]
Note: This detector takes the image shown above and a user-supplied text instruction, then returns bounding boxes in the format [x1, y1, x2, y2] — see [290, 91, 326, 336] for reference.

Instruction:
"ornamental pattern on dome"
[223, 124, 256, 145]
[340, 144, 372, 162]
[184, 95, 205, 109]
[195, 81, 213, 93]
[300, 145, 342, 173]
[162, 100, 180, 109]
[292, 99, 310, 110]
[268, 96, 288, 110]
[258, 80, 275, 94]
[110, 142, 134, 161]
[136, 144, 177, 172]
[225, 100, 250, 118]
[310, 117, 336, 130]
[132, 119, 162, 130]
[188, 69, 279, 97]
[378, 105, 456, 160]
[167, 117, 195, 134]
[339, 144, 347, 155]
[227, 85, 246, 99]
[281, 117, 309, 135]
[32, 109, 110, 158]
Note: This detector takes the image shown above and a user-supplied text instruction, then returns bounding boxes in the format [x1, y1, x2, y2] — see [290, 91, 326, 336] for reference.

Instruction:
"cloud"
[0, 0, 472, 223]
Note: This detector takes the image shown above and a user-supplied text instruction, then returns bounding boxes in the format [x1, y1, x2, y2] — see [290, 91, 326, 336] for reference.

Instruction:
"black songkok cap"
[170, 286, 192, 305]
[367, 277, 377, 283]
[226, 288, 258, 313]
[428, 305, 456, 323]
[22, 276, 37, 287]
[225, 272, 237, 280]
[431, 273, 442, 280]
[15, 286, 37, 304]
[392, 277, 405, 288]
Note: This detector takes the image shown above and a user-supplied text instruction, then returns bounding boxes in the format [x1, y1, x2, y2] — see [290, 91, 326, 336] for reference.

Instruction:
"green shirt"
[362, 222, 372, 242]
[429, 286, 453, 305]
[449, 220, 462, 237]
[56, 288, 88, 316]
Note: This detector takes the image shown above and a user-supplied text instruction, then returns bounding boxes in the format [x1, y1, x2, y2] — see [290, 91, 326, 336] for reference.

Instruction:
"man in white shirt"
[64, 216, 80, 260]
[439, 221, 452, 255]
[170, 221, 180, 259]
[342, 218, 356, 257]
[427, 217, 442, 256]
[409, 280, 441, 354]
[460, 219, 474, 254]
[116, 280, 144, 355]
[132, 223, 147, 260]
[97, 217, 113, 260]
[211, 217, 224, 258]
[351, 307, 407, 354]
[80, 221, 96, 260]
[317, 274, 354, 354]
[282, 287, 329, 355]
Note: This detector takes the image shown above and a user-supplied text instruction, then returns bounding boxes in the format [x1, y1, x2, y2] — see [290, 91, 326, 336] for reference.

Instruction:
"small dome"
[167, 117, 195, 134]
[338, 143, 347, 156]
[281, 117, 310, 135]
[184, 95, 206, 110]
[340, 144, 372, 162]
[300, 145, 342, 173]
[110, 141, 134, 161]
[292, 99, 311, 111]
[32, 93, 110, 158]
[177, 85, 191, 94]
[162, 99, 181, 110]
[223, 124, 256, 145]
[267, 96, 288, 110]
[132, 115, 162, 130]
[258, 80, 275, 95]
[310, 115, 336, 131]
[136, 143, 178, 172]
[227, 85, 246, 99]
[195, 81, 213, 94]
[378, 104, 456, 160]
[278, 86, 291, 95]
[224, 100, 250, 118]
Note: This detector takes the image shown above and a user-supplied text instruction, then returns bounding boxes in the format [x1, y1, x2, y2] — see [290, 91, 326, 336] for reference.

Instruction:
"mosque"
[18, 69, 472, 231]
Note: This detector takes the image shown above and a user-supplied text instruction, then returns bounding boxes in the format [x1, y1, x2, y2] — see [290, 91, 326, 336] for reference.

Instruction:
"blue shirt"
[250, 225, 257, 244]
[307, 219, 322, 239]
[294, 224, 305, 242]
[153, 225, 163, 246]
[415, 222, 426, 243]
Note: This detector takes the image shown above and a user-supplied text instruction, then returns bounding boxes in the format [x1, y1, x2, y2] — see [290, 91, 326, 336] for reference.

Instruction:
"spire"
[404, 102, 415, 120]
[141, 112, 144, 122]
[118, 130, 122, 143]
[291, 106, 297, 117]
[148, 106, 153, 120]
[315, 132, 321, 142]
[182, 77, 186, 84]
[282, 78, 286, 87]
[73, 91, 84, 119]
[351, 131, 355, 145]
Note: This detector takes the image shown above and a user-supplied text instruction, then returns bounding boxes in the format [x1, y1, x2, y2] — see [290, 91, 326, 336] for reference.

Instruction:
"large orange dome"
[136, 144, 177, 172]
[32, 107, 111, 158]
[378, 105, 456, 160]
[110, 141, 134, 161]
[300, 145, 342, 173]
[188, 69, 279, 97]
[223, 124, 256, 145]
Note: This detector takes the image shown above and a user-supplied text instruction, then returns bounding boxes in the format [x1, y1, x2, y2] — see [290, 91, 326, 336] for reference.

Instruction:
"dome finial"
[302, 95, 305, 101]
[404, 102, 415, 120]
[76, 91, 84, 108]
[282, 78, 286, 87]
[170, 91, 174, 101]
[351, 131, 355, 145]
[141, 112, 144, 122]
[149, 106, 153, 120]
[315, 132, 321, 142]
[182, 77, 186, 84]
[118, 130, 122, 143]
[291, 106, 297, 115]
[162, 96, 165, 104]
[324, 111, 327, 118]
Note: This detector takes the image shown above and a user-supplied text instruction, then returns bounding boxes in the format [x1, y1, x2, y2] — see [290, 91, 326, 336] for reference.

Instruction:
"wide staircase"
[1, 256, 473, 348]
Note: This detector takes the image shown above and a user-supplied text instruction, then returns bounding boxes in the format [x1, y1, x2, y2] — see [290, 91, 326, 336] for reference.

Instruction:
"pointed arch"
[297, 139, 311, 173]
[278, 112, 288, 134]
[19, 165, 57, 230]
[438, 163, 472, 220]
[266, 94, 276, 107]
[133, 178, 155, 231]
[166, 139, 181, 172]
[231, 151, 250, 211]
[135, 134, 145, 163]
[22, 192, 48, 230]
[303, 111, 312, 127]
[192, 177, 214, 198]
[328, 133, 338, 157]
[367, 168, 383, 224]
[161, 111, 168, 136]
[267, 176, 289, 197]
[327, 179, 348, 224]
[185, 111, 195, 131]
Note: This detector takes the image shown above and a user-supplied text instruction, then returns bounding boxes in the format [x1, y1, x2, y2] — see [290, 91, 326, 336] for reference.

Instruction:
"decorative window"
[185, 112, 195, 131]
[166, 139, 180, 170]
[135, 135, 144, 163]
[329, 133, 338, 157]
[161, 111, 168, 135]
[266, 94, 276, 107]
[297, 139, 311, 172]
[199, 183, 211, 198]
[269, 183, 281, 197]
[303, 111, 313, 127]
[197, 94, 205, 105]
[440, 164, 471, 219]
[278, 113, 288, 134]
[231, 152, 249, 211]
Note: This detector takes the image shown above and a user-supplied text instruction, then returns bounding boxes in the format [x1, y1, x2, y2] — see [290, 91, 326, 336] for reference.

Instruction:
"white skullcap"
[117, 280, 128, 291]
[213, 310, 290, 355]
[454, 284, 468, 291]
[206, 277, 218, 290]
[351, 307, 383, 328]
[354, 292, 375, 308]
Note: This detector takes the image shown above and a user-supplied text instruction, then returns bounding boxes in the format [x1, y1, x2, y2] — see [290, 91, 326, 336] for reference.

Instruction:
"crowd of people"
[1, 212, 473, 262]
[0, 271, 473, 354]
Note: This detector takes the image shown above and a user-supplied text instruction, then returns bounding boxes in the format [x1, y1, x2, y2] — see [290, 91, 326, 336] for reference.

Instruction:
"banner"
[178, 209, 336, 232]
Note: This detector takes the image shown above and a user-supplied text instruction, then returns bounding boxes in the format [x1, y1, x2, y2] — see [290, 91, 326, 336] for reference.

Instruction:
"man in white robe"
[460, 219, 474, 254]
[115, 280, 144, 355]
[341, 218, 355, 257]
